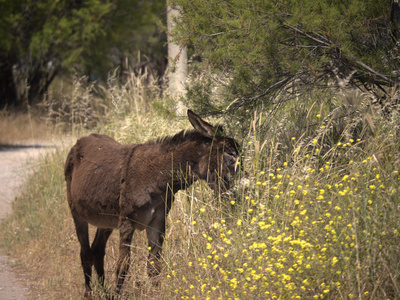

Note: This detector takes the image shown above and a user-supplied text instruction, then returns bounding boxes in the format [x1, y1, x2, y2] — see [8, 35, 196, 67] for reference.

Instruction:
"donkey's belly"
[86, 212, 119, 229]
[70, 172, 121, 229]
[73, 197, 120, 229]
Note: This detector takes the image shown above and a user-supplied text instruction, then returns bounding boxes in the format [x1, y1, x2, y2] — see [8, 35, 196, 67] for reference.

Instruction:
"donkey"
[64, 110, 240, 297]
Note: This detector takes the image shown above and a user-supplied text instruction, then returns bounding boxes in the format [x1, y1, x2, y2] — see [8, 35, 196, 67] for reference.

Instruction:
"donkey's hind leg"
[73, 217, 93, 298]
[146, 212, 166, 279]
[115, 219, 135, 294]
[91, 228, 113, 287]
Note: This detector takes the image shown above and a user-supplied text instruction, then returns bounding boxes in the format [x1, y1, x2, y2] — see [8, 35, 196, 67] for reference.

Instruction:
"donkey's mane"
[146, 129, 209, 147]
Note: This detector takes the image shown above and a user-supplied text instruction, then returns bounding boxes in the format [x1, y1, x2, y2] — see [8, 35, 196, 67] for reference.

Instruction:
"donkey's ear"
[188, 110, 215, 138]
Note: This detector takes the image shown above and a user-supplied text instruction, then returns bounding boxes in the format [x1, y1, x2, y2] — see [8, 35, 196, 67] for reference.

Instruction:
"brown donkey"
[64, 110, 240, 297]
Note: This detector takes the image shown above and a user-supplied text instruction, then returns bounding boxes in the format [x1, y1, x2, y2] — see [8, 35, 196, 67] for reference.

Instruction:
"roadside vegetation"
[0, 69, 399, 299]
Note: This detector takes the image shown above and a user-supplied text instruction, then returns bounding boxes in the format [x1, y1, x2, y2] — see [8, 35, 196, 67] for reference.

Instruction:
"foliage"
[169, 0, 400, 119]
[0, 0, 166, 108]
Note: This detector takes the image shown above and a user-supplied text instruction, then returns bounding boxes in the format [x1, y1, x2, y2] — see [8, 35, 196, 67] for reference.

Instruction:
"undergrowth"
[0, 71, 399, 299]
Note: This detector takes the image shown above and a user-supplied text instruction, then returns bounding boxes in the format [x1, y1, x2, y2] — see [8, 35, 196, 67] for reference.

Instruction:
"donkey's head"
[188, 110, 241, 190]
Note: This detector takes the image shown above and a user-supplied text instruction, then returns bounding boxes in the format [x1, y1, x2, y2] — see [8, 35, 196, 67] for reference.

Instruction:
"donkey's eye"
[223, 152, 238, 167]
[225, 149, 237, 157]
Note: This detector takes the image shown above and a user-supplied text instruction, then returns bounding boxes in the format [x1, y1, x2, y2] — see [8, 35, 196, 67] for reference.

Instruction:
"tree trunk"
[167, 5, 188, 115]
[391, 0, 400, 39]
[0, 58, 18, 109]
[25, 60, 59, 106]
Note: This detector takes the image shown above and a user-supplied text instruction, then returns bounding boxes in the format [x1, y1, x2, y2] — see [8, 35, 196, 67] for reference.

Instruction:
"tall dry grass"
[0, 110, 56, 146]
[0, 71, 399, 299]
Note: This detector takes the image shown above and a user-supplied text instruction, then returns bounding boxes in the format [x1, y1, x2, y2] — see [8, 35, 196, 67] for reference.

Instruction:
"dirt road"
[0, 145, 49, 300]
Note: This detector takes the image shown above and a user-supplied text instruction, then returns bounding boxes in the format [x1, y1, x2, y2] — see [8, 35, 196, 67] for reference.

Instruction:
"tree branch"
[354, 60, 399, 86]
[284, 23, 400, 87]
[283, 24, 332, 47]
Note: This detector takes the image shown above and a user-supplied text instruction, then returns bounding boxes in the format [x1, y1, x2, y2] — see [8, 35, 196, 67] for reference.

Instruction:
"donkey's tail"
[64, 146, 76, 183]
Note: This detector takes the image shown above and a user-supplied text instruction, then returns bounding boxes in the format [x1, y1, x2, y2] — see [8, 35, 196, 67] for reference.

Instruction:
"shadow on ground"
[0, 143, 57, 151]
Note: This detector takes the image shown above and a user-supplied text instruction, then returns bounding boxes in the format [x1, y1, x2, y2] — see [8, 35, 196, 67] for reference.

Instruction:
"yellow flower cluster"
[166, 139, 400, 300]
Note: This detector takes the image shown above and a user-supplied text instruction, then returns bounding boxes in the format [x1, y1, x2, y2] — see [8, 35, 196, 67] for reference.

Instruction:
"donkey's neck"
[151, 138, 209, 193]
[134, 130, 212, 193]
[170, 142, 203, 189]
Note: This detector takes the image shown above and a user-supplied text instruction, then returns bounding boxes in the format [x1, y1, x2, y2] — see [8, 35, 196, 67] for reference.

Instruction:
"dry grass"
[0, 111, 56, 146]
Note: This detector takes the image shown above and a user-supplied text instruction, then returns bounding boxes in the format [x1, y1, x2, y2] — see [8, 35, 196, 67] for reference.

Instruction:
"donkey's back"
[65, 133, 132, 229]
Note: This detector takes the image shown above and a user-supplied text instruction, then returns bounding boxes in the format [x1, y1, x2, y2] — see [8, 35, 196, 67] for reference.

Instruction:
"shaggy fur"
[65, 110, 240, 297]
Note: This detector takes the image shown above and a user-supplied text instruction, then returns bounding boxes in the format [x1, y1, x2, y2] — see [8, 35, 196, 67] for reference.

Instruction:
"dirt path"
[0, 145, 51, 300]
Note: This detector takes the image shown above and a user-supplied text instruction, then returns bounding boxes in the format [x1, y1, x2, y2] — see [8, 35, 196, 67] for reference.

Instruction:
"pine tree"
[169, 0, 399, 116]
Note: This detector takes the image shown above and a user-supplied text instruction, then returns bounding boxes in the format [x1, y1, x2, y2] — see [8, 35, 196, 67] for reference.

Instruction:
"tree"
[83, 0, 166, 81]
[168, 0, 400, 116]
[0, 0, 166, 109]
[167, 4, 188, 114]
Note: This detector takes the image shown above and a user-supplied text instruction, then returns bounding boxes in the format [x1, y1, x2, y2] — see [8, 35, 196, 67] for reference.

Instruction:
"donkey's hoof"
[84, 290, 94, 300]
[109, 288, 121, 300]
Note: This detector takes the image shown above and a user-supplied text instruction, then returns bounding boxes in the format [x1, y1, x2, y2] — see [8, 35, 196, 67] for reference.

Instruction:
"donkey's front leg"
[146, 211, 166, 279]
[115, 218, 135, 294]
